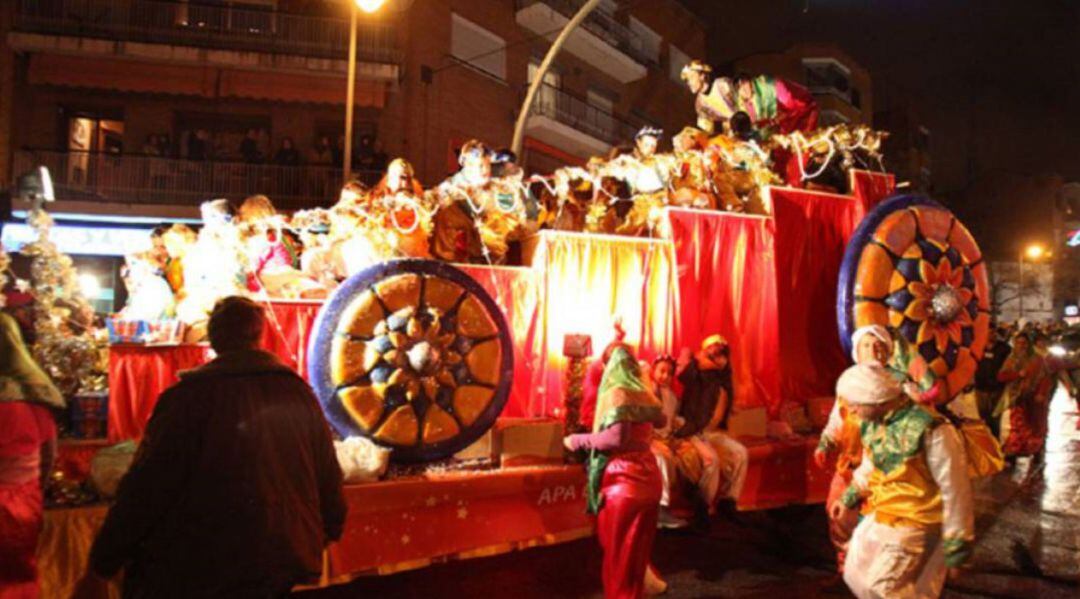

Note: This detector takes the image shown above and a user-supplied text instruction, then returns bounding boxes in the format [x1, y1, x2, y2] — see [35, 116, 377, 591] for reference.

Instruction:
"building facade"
[0, 0, 706, 218]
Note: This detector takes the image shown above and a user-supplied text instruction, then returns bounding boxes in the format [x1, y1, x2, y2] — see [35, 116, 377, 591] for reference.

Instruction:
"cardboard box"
[498, 418, 565, 467]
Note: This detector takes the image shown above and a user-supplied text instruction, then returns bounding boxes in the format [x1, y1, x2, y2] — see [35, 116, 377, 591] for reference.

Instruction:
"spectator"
[141, 134, 160, 156]
[240, 129, 262, 163]
[187, 129, 208, 161]
[0, 311, 64, 597]
[80, 297, 346, 597]
[309, 135, 333, 166]
[974, 326, 1011, 437]
[273, 137, 300, 166]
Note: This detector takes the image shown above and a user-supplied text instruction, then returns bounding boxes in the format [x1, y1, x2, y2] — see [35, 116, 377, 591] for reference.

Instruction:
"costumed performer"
[675, 335, 747, 508]
[0, 310, 64, 597]
[160, 224, 196, 297]
[814, 325, 893, 574]
[236, 195, 322, 299]
[680, 60, 738, 136]
[564, 346, 667, 599]
[833, 363, 974, 599]
[119, 252, 176, 321]
[649, 354, 720, 528]
[366, 158, 433, 259]
[176, 199, 250, 338]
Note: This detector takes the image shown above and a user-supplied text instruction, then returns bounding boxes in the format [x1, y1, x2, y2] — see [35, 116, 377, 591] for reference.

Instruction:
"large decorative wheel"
[308, 259, 513, 462]
[838, 195, 991, 397]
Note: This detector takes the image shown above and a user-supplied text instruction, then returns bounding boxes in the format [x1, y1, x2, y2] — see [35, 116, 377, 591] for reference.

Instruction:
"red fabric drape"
[455, 265, 539, 418]
[770, 188, 862, 405]
[662, 208, 781, 414]
[258, 300, 322, 376]
[107, 345, 210, 443]
[850, 170, 896, 218]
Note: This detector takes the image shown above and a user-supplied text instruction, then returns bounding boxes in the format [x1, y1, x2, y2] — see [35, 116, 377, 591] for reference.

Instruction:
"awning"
[28, 54, 386, 106]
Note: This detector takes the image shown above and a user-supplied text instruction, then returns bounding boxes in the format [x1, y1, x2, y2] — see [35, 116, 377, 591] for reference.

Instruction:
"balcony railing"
[528, 83, 640, 146]
[515, 0, 652, 66]
[13, 149, 381, 211]
[14, 0, 399, 64]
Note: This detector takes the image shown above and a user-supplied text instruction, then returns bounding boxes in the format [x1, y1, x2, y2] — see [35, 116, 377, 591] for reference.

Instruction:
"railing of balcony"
[515, 0, 653, 66]
[13, 149, 381, 211]
[528, 83, 640, 147]
[14, 0, 399, 63]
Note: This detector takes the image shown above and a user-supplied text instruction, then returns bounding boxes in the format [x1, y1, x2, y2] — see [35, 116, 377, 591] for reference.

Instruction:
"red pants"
[0, 481, 43, 599]
[597, 451, 661, 599]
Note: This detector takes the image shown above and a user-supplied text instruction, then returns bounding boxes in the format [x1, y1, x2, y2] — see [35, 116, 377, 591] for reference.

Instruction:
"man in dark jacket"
[974, 326, 1011, 437]
[82, 296, 345, 598]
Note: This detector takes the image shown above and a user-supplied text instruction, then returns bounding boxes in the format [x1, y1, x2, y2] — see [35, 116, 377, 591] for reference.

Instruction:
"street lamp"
[344, 0, 388, 181]
[1019, 243, 1048, 320]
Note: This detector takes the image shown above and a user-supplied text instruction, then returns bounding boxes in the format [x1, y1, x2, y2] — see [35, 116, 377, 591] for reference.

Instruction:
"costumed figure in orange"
[366, 158, 434, 259]
[669, 127, 719, 211]
[0, 311, 64, 598]
[564, 346, 668, 598]
[814, 324, 894, 573]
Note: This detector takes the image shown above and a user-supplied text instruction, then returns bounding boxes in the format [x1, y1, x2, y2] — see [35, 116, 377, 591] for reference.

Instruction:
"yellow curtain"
[528, 231, 678, 417]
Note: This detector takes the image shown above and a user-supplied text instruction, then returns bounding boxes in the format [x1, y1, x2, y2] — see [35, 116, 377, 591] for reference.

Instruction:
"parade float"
[12, 64, 991, 597]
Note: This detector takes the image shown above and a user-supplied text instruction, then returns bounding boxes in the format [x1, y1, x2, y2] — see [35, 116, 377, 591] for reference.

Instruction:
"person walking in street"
[79, 296, 346, 598]
[833, 363, 974, 599]
[0, 311, 64, 598]
[564, 346, 667, 598]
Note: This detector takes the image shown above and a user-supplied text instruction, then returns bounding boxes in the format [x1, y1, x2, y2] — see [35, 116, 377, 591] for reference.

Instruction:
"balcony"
[13, 0, 400, 64]
[515, 0, 648, 83]
[12, 149, 381, 213]
[524, 83, 639, 158]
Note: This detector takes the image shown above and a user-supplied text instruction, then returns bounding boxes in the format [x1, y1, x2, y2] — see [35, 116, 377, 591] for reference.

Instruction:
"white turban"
[851, 324, 892, 364]
[836, 363, 903, 406]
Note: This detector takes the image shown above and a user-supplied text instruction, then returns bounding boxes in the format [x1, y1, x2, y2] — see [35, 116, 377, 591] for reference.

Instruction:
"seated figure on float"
[648, 354, 721, 528]
[431, 140, 527, 264]
[669, 127, 720, 211]
[365, 158, 434, 259]
[119, 251, 175, 321]
[235, 195, 325, 299]
[175, 199, 249, 339]
[160, 224, 196, 298]
[675, 335, 748, 508]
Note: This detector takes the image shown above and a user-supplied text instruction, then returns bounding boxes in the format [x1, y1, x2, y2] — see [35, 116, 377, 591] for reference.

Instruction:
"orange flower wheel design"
[838, 196, 991, 397]
[308, 260, 513, 462]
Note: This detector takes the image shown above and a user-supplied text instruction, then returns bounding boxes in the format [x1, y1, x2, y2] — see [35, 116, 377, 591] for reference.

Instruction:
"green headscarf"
[585, 347, 661, 514]
[0, 312, 65, 409]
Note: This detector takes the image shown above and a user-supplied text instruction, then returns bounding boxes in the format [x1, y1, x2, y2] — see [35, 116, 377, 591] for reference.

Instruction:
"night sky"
[681, 0, 1080, 257]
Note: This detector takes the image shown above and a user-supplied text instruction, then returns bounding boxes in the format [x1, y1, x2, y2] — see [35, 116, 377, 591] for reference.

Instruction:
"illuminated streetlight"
[355, 0, 386, 14]
[344, 0, 389, 180]
[1019, 242, 1050, 319]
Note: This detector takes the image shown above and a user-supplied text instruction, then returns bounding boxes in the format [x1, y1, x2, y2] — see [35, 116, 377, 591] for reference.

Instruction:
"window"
[451, 13, 506, 81]
[587, 89, 616, 139]
[528, 61, 561, 117]
[669, 45, 690, 83]
[629, 17, 661, 65]
[803, 58, 853, 104]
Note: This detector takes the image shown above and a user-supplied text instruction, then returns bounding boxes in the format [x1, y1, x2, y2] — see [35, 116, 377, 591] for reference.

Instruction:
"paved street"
[301, 392, 1080, 598]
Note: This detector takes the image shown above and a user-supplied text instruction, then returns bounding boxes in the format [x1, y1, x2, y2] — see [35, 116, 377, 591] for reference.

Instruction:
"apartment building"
[0, 0, 706, 218]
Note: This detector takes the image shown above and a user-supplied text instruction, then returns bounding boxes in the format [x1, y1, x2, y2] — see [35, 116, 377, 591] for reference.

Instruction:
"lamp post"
[344, 0, 388, 181]
[511, 0, 603, 157]
[1019, 243, 1046, 320]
